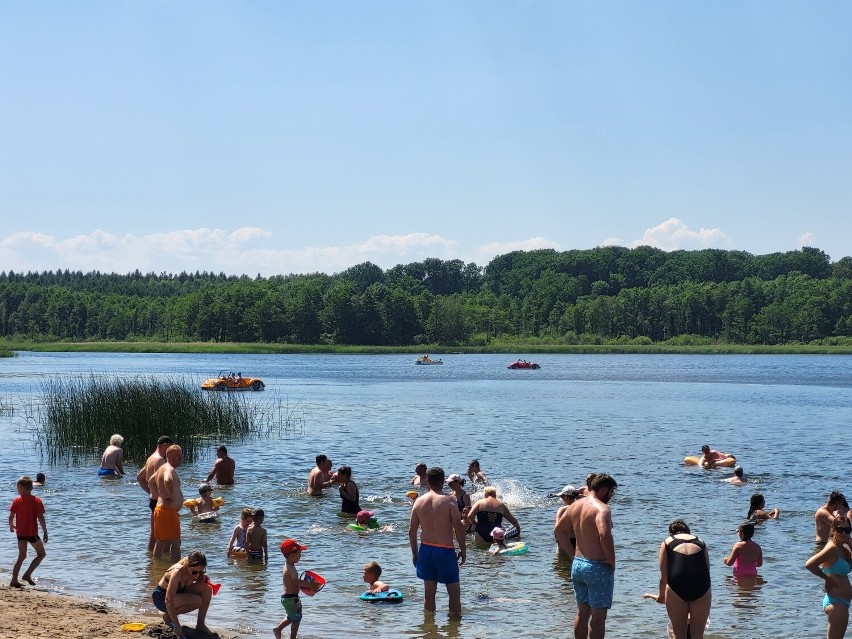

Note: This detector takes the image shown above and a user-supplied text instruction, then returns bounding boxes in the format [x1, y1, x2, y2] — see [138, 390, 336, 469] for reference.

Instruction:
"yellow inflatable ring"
[122, 623, 146, 632]
[183, 497, 225, 508]
[684, 455, 736, 467]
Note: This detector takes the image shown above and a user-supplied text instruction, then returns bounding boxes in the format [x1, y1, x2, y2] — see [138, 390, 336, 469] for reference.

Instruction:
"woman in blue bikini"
[806, 516, 852, 639]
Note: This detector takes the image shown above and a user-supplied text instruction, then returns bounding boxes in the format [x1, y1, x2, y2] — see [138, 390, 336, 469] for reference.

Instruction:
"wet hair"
[426, 467, 445, 489]
[183, 550, 207, 568]
[337, 466, 352, 477]
[469, 459, 480, 469]
[316, 454, 328, 465]
[364, 561, 382, 577]
[415, 463, 427, 473]
[199, 483, 212, 494]
[738, 523, 755, 539]
[484, 486, 498, 497]
[734, 467, 744, 478]
[701, 444, 711, 454]
[589, 473, 618, 492]
[17, 476, 33, 490]
[747, 494, 766, 519]
[217, 445, 227, 454]
[241, 507, 254, 520]
[109, 434, 124, 447]
[668, 519, 691, 535]
[35, 473, 46, 484]
[251, 508, 265, 518]
[829, 491, 847, 507]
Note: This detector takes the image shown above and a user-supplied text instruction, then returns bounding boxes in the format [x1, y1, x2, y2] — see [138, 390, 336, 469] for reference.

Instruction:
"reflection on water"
[411, 610, 462, 639]
[727, 573, 766, 609]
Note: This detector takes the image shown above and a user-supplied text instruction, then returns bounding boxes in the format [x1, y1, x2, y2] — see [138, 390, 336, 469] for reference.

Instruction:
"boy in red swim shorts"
[8, 475, 48, 587]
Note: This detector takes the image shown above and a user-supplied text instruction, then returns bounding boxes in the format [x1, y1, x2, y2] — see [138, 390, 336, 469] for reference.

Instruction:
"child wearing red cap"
[274, 538, 315, 639]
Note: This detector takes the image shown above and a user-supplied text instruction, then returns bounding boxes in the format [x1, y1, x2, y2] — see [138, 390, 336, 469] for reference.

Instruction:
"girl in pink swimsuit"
[723, 523, 763, 578]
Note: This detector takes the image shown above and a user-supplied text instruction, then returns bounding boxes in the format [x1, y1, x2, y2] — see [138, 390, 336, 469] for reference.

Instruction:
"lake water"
[1, 352, 850, 638]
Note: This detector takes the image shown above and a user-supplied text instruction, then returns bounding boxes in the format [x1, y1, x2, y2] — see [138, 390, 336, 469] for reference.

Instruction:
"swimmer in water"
[723, 523, 762, 579]
[747, 494, 780, 521]
[411, 463, 428, 487]
[722, 466, 746, 484]
[246, 508, 268, 562]
[363, 561, 389, 593]
[489, 526, 509, 555]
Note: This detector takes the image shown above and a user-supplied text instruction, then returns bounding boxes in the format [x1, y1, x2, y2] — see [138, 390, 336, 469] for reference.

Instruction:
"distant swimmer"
[205, 445, 235, 485]
[815, 491, 848, 543]
[467, 459, 489, 486]
[411, 463, 428, 488]
[747, 494, 779, 521]
[722, 467, 746, 484]
[699, 445, 734, 469]
[307, 454, 336, 496]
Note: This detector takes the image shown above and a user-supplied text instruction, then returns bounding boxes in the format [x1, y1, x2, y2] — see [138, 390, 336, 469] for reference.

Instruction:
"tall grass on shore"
[39, 375, 301, 465]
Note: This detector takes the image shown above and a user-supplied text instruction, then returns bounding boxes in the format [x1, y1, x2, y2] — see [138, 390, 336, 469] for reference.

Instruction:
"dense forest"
[1, 246, 851, 346]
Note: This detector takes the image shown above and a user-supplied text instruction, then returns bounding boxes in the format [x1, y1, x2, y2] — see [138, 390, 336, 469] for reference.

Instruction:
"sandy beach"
[0, 585, 236, 639]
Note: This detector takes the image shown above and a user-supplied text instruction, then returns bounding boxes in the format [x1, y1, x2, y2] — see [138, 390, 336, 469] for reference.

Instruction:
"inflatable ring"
[684, 455, 736, 467]
[406, 490, 419, 500]
[492, 542, 528, 556]
[360, 589, 404, 603]
[122, 623, 146, 632]
[184, 497, 225, 508]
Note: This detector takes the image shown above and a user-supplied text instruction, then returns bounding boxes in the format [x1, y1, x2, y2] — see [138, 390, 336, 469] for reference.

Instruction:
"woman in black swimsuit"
[644, 520, 711, 639]
[447, 474, 471, 512]
[151, 550, 215, 637]
[465, 486, 521, 543]
[337, 466, 360, 515]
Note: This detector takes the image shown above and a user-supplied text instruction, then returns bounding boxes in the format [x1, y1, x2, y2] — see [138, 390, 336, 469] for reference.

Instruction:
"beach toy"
[122, 623, 146, 632]
[490, 542, 529, 556]
[406, 490, 419, 501]
[299, 570, 326, 596]
[684, 455, 736, 467]
[360, 589, 404, 603]
[201, 574, 221, 595]
[196, 511, 220, 523]
[184, 497, 225, 508]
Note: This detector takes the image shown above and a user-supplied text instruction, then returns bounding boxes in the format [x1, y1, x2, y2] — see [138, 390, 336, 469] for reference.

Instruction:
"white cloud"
[474, 237, 560, 264]
[797, 231, 816, 247]
[604, 218, 731, 251]
[0, 228, 465, 276]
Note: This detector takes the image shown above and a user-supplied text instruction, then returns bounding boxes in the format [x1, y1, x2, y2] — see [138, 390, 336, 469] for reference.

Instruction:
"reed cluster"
[38, 375, 301, 465]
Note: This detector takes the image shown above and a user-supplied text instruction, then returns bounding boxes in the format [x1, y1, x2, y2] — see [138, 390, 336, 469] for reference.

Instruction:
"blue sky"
[1, 2, 850, 276]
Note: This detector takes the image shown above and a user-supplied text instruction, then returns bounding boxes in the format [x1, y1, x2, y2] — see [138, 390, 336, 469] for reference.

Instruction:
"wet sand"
[0, 585, 236, 639]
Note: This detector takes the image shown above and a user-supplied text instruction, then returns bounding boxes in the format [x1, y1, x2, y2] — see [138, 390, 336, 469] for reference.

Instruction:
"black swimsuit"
[340, 483, 360, 515]
[666, 536, 710, 602]
[475, 511, 503, 541]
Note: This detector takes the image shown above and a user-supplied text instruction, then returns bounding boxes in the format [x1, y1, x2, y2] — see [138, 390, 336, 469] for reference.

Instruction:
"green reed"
[38, 375, 302, 465]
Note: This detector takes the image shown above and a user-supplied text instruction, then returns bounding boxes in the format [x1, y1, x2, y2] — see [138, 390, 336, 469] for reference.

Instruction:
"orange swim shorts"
[153, 505, 181, 541]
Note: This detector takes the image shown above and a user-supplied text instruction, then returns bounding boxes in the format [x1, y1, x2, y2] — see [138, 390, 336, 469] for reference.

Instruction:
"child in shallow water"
[747, 494, 780, 520]
[363, 561, 389, 593]
[488, 526, 508, 555]
[723, 523, 763, 577]
[226, 508, 253, 556]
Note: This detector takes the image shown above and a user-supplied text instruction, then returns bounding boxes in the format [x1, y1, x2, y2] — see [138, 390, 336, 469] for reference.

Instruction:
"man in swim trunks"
[151, 444, 184, 561]
[816, 491, 848, 543]
[409, 467, 466, 615]
[307, 454, 336, 496]
[560, 473, 618, 639]
[99, 434, 125, 476]
[137, 436, 173, 553]
[205, 445, 235, 485]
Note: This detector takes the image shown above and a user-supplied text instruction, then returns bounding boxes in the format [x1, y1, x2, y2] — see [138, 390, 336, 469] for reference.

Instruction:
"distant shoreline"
[2, 341, 851, 355]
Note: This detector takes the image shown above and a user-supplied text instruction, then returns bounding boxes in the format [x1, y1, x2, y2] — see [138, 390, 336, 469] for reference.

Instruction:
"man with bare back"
[136, 436, 173, 552]
[151, 444, 184, 561]
[555, 472, 618, 639]
[408, 466, 467, 615]
[307, 454, 336, 496]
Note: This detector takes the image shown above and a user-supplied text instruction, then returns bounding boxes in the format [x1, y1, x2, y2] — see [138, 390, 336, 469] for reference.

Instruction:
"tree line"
[1, 247, 851, 346]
